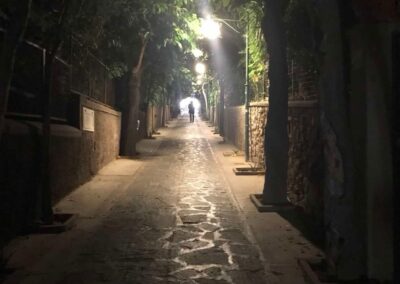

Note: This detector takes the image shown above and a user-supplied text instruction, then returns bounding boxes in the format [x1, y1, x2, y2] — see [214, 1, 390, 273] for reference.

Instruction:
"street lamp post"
[201, 16, 250, 161]
[244, 23, 250, 162]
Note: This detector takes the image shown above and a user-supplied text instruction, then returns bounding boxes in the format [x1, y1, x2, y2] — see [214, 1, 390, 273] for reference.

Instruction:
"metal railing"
[4, 34, 115, 121]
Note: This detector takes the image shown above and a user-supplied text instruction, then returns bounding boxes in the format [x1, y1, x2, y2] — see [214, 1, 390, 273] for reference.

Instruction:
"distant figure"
[188, 102, 195, 123]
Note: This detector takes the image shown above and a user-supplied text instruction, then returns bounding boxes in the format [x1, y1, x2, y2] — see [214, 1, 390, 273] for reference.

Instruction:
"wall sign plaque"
[82, 107, 95, 132]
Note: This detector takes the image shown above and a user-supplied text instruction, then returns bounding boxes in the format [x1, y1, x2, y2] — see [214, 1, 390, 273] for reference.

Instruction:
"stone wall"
[248, 100, 321, 215]
[288, 61, 318, 101]
[79, 96, 121, 180]
[223, 106, 245, 151]
[249, 101, 268, 167]
[286, 101, 321, 216]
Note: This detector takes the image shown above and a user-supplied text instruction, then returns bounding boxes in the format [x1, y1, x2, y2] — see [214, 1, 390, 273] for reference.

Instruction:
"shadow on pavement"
[278, 208, 325, 250]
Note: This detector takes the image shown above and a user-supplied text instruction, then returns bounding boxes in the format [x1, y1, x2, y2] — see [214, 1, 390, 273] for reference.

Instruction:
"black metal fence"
[70, 40, 114, 106]
[5, 36, 115, 121]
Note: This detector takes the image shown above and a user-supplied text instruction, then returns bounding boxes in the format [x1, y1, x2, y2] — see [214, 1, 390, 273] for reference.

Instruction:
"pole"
[244, 21, 250, 161]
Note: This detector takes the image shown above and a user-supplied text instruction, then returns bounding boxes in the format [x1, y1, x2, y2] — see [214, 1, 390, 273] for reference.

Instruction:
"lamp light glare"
[195, 62, 206, 75]
[200, 18, 221, 40]
[192, 48, 203, 58]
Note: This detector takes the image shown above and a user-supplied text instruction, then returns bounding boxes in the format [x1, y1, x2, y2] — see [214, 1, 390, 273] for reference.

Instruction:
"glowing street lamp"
[192, 48, 203, 58]
[200, 18, 221, 40]
[195, 62, 206, 75]
[200, 16, 250, 161]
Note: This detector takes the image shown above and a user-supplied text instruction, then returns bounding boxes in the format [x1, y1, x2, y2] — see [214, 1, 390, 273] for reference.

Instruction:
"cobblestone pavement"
[6, 118, 268, 284]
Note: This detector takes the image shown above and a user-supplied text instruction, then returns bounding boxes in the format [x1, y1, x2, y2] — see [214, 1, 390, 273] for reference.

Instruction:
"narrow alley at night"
[1, 0, 399, 283]
[3, 117, 320, 284]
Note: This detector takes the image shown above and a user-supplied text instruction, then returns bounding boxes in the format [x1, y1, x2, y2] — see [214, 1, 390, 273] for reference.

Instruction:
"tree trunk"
[121, 39, 147, 156]
[0, 0, 32, 142]
[161, 100, 165, 127]
[261, 0, 289, 204]
[123, 69, 141, 156]
[317, 0, 365, 278]
[201, 83, 209, 119]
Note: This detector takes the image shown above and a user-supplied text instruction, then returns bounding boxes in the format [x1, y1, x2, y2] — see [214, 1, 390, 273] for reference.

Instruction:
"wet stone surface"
[11, 119, 267, 284]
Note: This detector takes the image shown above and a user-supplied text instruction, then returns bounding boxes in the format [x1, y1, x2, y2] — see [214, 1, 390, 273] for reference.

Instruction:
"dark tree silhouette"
[261, 0, 289, 204]
[0, 0, 32, 142]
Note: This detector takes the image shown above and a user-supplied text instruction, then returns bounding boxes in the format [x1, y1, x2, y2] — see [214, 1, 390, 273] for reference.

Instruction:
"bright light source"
[192, 48, 203, 58]
[179, 97, 201, 115]
[200, 18, 221, 40]
[195, 62, 206, 75]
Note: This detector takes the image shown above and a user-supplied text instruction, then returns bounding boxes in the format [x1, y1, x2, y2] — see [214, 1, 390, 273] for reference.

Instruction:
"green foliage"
[99, 0, 201, 105]
[4, 0, 204, 108]
[207, 0, 322, 102]
[98, 0, 199, 73]
[28, 1, 100, 49]
[239, 1, 266, 100]
[108, 62, 128, 78]
[207, 78, 220, 107]
[204, 0, 266, 103]
[143, 4, 200, 105]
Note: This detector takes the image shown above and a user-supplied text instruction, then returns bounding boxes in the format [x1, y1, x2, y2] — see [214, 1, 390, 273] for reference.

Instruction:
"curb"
[250, 194, 295, 212]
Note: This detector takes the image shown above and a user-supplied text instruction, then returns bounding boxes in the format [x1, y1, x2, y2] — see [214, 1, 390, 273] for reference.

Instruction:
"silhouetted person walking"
[188, 102, 194, 123]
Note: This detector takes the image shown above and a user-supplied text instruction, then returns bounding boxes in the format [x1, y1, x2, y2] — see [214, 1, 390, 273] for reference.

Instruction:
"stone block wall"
[80, 97, 121, 177]
[288, 61, 318, 101]
[223, 106, 245, 151]
[249, 101, 268, 167]
[286, 101, 322, 218]
[248, 100, 322, 217]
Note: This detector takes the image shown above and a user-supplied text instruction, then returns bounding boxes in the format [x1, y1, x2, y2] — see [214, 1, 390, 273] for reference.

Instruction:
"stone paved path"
[6, 117, 267, 284]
